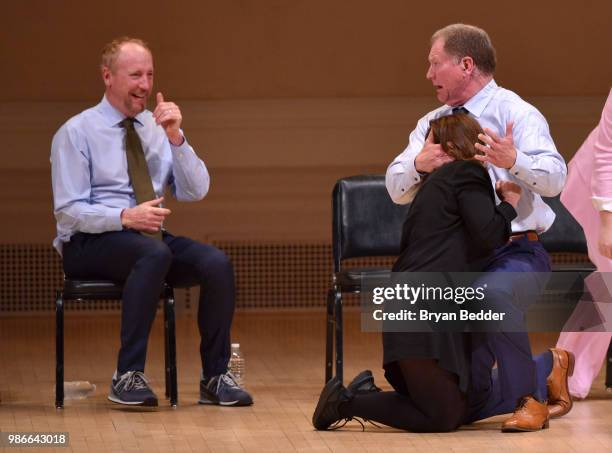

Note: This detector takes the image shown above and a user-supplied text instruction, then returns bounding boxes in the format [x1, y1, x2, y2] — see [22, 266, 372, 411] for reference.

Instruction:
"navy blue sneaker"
[108, 371, 158, 407]
[199, 372, 253, 406]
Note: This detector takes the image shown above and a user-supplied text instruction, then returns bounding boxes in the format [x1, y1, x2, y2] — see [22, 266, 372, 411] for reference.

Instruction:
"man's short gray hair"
[432, 24, 496, 75]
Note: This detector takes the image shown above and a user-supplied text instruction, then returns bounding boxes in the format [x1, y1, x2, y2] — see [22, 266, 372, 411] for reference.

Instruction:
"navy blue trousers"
[63, 230, 235, 379]
[466, 236, 552, 422]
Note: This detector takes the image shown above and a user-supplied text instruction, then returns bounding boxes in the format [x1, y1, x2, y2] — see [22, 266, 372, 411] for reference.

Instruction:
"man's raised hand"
[475, 122, 517, 169]
[414, 131, 454, 173]
[153, 92, 184, 145]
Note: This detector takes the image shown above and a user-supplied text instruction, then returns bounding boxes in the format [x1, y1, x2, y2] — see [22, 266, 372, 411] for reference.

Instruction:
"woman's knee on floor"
[421, 397, 466, 432]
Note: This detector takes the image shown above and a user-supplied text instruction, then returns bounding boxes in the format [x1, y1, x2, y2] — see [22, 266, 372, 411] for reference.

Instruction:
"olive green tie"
[121, 118, 162, 240]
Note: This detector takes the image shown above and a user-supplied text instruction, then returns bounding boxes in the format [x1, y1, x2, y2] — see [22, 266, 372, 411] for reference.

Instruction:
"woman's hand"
[495, 180, 522, 209]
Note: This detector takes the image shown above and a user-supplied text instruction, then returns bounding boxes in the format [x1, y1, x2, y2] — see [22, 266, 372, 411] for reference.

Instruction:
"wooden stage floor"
[0, 310, 610, 452]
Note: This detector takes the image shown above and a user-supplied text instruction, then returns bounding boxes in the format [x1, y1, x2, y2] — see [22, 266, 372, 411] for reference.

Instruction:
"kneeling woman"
[313, 113, 521, 432]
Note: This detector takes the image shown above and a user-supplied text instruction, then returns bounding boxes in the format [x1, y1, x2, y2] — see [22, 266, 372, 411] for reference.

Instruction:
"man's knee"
[197, 245, 234, 277]
[136, 239, 173, 273]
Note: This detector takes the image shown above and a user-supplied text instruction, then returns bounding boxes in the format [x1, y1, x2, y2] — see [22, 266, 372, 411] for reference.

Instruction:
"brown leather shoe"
[547, 348, 575, 418]
[501, 396, 549, 432]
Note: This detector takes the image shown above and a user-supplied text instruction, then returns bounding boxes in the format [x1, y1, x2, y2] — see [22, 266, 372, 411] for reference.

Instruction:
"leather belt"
[509, 231, 539, 242]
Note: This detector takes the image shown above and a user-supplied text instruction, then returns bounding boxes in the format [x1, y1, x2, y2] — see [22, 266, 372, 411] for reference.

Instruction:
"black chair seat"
[62, 279, 123, 299]
[62, 279, 174, 300]
[335, 268, 391, 292]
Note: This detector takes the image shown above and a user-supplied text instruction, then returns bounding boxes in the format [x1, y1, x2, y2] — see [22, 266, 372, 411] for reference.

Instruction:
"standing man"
[51, 37, 252, 407]
[386, 24, 570, 431]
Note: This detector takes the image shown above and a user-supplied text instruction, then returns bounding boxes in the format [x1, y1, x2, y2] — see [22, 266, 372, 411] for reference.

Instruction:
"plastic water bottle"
[228, 343, 245, 385]
[63, 381, 96, 400]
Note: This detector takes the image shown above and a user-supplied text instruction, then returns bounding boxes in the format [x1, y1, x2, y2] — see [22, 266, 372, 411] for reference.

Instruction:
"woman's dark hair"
[428, 113, 485, 161]
[404, 113, 485, 202]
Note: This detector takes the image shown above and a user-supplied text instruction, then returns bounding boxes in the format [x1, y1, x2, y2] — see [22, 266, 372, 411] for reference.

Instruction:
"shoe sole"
[107, 395, 158, 407]
[312, 377, 342, 430]
[502, 420, 549, 432]
[198, 398, 253, 406]
[347, 370, 380, 395]
[549, 350, 575, 419]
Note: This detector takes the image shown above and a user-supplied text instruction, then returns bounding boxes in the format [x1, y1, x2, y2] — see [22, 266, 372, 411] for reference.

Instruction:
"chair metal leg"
[334, 288, 343, 384]
[55, 291, 64, 409]
[325, 289, 335, 383]
[164, 289, 178, 407]
[163, 297, 170, 400]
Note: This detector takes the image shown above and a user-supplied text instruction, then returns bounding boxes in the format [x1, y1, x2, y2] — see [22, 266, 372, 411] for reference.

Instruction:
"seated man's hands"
[121, 197, 171, 234]
[415, 131, 454, 173]
[495, 180, 522, 209]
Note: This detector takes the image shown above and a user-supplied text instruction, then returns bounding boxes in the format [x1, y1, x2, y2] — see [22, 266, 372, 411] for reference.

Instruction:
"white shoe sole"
[198, 398, 239, 405]
[108, 394, 158, 406]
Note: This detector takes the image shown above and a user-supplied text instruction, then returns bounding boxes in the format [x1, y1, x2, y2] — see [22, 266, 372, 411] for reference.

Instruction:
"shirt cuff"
[509, 150, 531, 178]
[169, 132, 191, 152]
[107, 207, 125, 231]
[170, 135, 197, 160]
[591, 196, 612, 212]
[393, 160, 422, 195]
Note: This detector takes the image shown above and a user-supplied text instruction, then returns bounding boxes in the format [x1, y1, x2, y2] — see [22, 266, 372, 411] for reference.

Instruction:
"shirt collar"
[98, 95, 146, 127]
[461, 79, 497, 118]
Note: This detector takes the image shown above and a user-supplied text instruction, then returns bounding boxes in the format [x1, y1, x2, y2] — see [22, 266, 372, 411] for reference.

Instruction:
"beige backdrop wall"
[1, 0, 610, 244]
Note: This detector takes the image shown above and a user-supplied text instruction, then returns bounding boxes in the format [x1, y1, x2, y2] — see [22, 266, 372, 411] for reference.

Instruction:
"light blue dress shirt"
[386, 79, 567, 233]
[51, 96, 210, 254]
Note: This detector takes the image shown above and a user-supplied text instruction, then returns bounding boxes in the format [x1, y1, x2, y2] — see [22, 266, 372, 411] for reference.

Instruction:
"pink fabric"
[557, 89, 612, 398]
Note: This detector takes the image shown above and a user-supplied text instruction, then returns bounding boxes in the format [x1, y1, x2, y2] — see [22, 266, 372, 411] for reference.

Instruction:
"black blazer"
[393, 160, 517, 272]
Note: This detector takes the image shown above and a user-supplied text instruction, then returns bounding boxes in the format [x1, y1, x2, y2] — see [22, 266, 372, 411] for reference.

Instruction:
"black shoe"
[108, 371, 158, 407]
[346, 370, 381, 396]
[312, 377, 351, 430]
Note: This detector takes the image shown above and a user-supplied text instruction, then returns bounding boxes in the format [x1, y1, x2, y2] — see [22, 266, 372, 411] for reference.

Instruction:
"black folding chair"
[324, 175, 603, 385]
[325, 175, 410, 383]
[55, 279, 178, 408]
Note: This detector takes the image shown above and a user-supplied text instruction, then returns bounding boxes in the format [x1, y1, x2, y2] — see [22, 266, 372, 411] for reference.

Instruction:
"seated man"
[51, 37, 252, 407]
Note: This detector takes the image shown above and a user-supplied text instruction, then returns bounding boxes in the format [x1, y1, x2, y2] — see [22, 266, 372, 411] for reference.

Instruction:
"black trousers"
[63, 230, 235, 378]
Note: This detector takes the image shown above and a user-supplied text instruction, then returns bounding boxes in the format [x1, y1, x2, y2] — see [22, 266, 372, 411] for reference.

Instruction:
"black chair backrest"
[540, 196, 588, 254]
[332, 175, 410, 269]
[332, 178, 589, 269]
